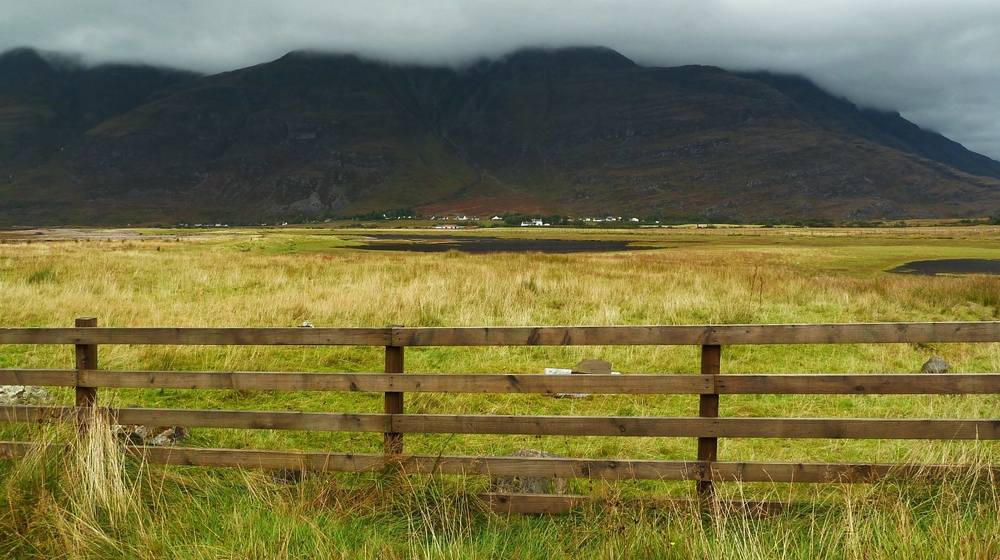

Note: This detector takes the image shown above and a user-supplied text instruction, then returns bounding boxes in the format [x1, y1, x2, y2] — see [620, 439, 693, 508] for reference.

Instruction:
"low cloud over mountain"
[1, 47, 998, 225]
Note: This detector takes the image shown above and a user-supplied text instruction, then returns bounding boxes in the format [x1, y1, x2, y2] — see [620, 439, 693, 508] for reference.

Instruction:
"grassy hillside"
[1, 226, 999, 557]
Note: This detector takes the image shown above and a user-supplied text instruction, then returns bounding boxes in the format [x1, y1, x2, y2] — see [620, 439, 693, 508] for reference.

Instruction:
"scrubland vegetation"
[1, 226, 999, 558]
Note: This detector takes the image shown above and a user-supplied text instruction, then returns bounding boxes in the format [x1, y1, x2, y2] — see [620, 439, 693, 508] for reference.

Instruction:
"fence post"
[74, 317, 98, 435]
[384, 325, 404, 455]
[697, 344, 721, 499]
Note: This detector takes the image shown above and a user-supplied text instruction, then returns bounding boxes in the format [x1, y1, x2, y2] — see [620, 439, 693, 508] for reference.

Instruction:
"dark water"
[889, 259, 1000, 276]
[355, 234, 651, 254]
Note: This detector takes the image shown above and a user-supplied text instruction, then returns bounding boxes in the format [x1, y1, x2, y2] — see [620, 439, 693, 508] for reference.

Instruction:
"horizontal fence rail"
[0, 327, 392, 346]
[4, 442, 998, 484]
[5, 442, 996, 484]
[1, 319, 1000, 513]
[3, 322, 1000, 346]
[5, 406, 1000, 439]
[390, 323, 1000, 346]
[6, 370, 1000, 394]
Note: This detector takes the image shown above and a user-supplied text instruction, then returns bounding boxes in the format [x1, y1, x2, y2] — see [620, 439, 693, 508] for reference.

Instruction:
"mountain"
[738, 72, 1000, 181]
[1, 46, 998, 225]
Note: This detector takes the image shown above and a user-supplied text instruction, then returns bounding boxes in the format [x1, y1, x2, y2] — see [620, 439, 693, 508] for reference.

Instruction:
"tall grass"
[1, 227, 999, 557]
[5, 454, 1000, 558]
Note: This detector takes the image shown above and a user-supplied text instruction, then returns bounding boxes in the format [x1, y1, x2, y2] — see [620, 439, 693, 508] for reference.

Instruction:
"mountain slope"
[738, 71, 1000, 181]
[0, 48, 198, 222]
[1, 47, 998, 225]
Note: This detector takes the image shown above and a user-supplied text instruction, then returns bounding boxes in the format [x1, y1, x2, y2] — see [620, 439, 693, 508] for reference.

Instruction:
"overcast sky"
[2, 0, 998, 160]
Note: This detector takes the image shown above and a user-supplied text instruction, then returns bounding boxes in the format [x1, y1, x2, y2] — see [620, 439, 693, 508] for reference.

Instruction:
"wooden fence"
[2, 319, 1000, 513]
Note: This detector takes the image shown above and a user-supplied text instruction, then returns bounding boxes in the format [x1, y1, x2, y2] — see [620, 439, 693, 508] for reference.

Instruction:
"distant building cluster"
[520, 218, 549, 227]
[178, 222, 231, 228]
[428, 215, 477, 221]
[424, 215, 653, 225]
[174, 214, 662, 229]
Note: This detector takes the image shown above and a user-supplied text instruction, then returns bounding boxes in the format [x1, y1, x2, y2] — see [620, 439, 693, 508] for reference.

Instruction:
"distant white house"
[491, 216, 503, 221]
[520, 218, 550, 227]
[434, 224, 461, 229]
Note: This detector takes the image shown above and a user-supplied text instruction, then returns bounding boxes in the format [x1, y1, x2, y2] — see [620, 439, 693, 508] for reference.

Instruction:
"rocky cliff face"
[1, 46, 998, 225]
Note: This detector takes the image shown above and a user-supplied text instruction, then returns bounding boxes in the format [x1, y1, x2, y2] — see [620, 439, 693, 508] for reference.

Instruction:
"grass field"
[1, 225, 999, 558]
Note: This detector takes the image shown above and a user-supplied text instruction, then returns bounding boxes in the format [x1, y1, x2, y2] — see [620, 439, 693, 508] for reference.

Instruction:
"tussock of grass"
[8, 451, 1000, 558]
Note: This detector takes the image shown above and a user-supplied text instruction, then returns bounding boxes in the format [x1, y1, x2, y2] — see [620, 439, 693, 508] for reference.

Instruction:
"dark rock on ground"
[116, 425, 189, 446]
[920, 356, 950, 373]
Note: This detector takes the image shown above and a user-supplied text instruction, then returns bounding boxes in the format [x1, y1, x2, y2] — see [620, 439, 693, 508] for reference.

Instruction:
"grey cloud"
[1, 0, 998, 159]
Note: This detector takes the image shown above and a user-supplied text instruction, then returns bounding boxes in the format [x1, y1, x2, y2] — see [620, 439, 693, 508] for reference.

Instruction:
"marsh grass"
[1, 227, 999, 557]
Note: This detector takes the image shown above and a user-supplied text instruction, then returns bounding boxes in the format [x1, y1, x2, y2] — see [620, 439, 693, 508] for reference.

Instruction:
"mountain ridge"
[1, 46, 998, 225]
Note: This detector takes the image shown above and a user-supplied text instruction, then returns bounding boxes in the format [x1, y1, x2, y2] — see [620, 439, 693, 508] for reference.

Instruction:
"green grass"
[1, 226, 999, 557]
[4, 446, 1000, 558]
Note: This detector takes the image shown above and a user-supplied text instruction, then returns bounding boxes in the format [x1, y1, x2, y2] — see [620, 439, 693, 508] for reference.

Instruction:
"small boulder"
[0, 385, 53, 405]
[150, 426, 189, 446]
[490, 449, 568, 494]
[572, 359, 612, 375]
[116, 424, 189, 446]
[117, 424, 151, 445]
[921, 356, 949, 373]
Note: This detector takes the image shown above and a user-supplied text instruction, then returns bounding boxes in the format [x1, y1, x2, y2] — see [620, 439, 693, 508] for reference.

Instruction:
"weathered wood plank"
[19, 370, 1000, 395]
[477, 493, 590, 514]
[13, 370, 1000, 396]
[698, 345, 721, 497]
[0, 406, 389, 432]
[389, 415, 1000, 439]
[0, 441, 69, 459]
[716, 374, 1000, 394]
[706, 462, 969, 483]
[123, 447, 701, 477]
[3, 442, 993, 484]
[0, 370, 77, 387]
[75, 317, 98, 410]
[125, 446, 389, 470]
[114, 408, 390, 432]
[111, 451, 1000, 483]
[2, 323, 998, 347]
[3, 406, 998, 439]
[392, 323, 1000, 346]
[0, 406, 77, 423]
[384, 345, 405, 455]
[72, 371, 715, 394]
[0, 327, 391, 346]
[4, 407, 1000, 440]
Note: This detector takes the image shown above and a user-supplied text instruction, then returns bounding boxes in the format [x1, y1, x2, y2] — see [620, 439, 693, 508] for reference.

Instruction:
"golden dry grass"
[1, 226, 999, 558]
